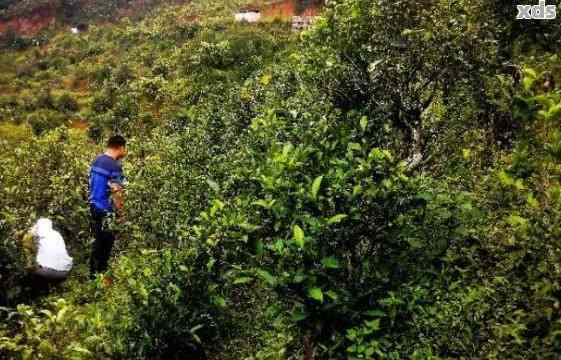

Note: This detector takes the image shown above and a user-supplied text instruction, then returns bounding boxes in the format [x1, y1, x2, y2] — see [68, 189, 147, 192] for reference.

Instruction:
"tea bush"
[56, 93, 79, 113]
[0, 128, 93, 265]
[0, 249, 221, 359]
[0, 219, 27, 307]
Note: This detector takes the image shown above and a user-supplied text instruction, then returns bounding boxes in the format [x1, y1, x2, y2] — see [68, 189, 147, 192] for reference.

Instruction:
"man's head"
[106, 135, 127, 160]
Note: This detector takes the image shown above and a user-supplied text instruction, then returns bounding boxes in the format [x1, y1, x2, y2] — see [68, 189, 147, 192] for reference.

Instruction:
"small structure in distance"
[291, 15, 316, 31]
[234, 6, 262, 23]
[235, 0, 323, 30]
[70, 23, 88, 34]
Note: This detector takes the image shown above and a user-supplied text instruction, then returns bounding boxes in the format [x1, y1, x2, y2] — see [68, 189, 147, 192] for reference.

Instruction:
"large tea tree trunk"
[391, 89, 435, 172]
[365, 0, 497, 171]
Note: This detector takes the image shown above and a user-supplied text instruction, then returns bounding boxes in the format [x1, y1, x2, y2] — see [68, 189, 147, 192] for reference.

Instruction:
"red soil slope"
[0, 7, 55, 36]
[262, 0, 321, 18]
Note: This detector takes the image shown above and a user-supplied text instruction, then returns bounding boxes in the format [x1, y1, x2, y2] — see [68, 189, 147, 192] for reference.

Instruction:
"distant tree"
[308, 0, 497, 169]
[59, 0, 81, 21]
[113, 64, 134, 85]
[56, 93, 79, 113]
[34, 89, 55, 110]
[0, 28, 31, 50]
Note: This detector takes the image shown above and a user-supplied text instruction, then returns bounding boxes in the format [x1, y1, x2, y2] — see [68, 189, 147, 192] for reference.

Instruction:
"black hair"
[107, 135, 126, 149]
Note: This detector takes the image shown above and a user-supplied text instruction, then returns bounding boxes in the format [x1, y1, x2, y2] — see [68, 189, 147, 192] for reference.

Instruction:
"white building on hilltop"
[234, 7, 261, 22]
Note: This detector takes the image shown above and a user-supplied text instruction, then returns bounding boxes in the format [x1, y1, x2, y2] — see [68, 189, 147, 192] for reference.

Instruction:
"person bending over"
[89, 135, 127, 279]
[24, 218, 73, 292]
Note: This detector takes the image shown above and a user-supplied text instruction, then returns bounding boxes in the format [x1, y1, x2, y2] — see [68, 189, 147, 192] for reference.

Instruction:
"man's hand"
[109, 182, 124, 212]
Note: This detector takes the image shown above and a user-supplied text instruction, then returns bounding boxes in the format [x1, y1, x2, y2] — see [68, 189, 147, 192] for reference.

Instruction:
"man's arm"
[109, 162, 125, 213]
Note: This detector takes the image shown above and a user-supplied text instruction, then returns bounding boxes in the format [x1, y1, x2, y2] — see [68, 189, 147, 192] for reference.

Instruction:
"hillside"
[1, 1, 561, 359]
[0, 0, 185, 25]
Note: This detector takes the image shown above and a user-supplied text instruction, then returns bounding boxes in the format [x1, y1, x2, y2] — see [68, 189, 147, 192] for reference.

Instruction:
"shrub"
[0, 122, 32, 145]
[0, 221, 28, 307]
[0, 249, 220, 359]
[56, 93, 79, 113]
[89, 64, 112, 85]
[27, 110, 66, 135]
[0, 94, 18, 111]
[0, 127, 92, 243]
[15, 62, 35, 78]
[101, 249, 215, 358]
[86, 115, 104, 143]
[113, 63, 134, 85]
[113, 93, 138, 121]
[194, 40, 234, 69]
[0, 298, 107, 358]
[91, 90, 113, 113]
[34, 89, 55, 110]
[0, 28, 30, 50]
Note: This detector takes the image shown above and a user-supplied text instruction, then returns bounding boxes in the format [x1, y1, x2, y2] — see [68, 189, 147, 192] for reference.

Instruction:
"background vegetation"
[1, 0, 561, 358]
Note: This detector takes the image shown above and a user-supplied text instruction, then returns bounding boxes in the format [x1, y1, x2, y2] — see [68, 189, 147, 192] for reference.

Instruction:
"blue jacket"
[89, 154, 124, 212]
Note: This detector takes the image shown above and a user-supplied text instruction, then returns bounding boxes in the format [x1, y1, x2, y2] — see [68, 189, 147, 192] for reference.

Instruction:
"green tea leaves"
[321, 256, 340, 269]
[256, 269, 277, 287]
[293, 224, 305, 248]
[327, 214, 347, 225]
[360, 116, 368, 131]
[308, 287, 324, 302]
[310, 175, 323, 201]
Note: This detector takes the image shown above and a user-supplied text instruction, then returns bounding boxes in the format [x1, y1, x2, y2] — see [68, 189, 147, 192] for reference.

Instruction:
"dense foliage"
[1, 0, 561, 358]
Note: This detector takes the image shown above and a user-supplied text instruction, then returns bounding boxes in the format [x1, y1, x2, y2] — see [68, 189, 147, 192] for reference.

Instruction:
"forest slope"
[1, 1, 561, 359]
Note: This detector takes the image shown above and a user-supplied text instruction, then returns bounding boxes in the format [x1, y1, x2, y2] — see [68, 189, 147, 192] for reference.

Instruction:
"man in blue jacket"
[89, 135, 127, 279]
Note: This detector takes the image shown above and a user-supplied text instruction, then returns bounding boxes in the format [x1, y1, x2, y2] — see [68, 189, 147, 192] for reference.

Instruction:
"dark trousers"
[30, 267, 69, 296]
[89, 206, 115, 278]
[34, 266, 69, 281]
